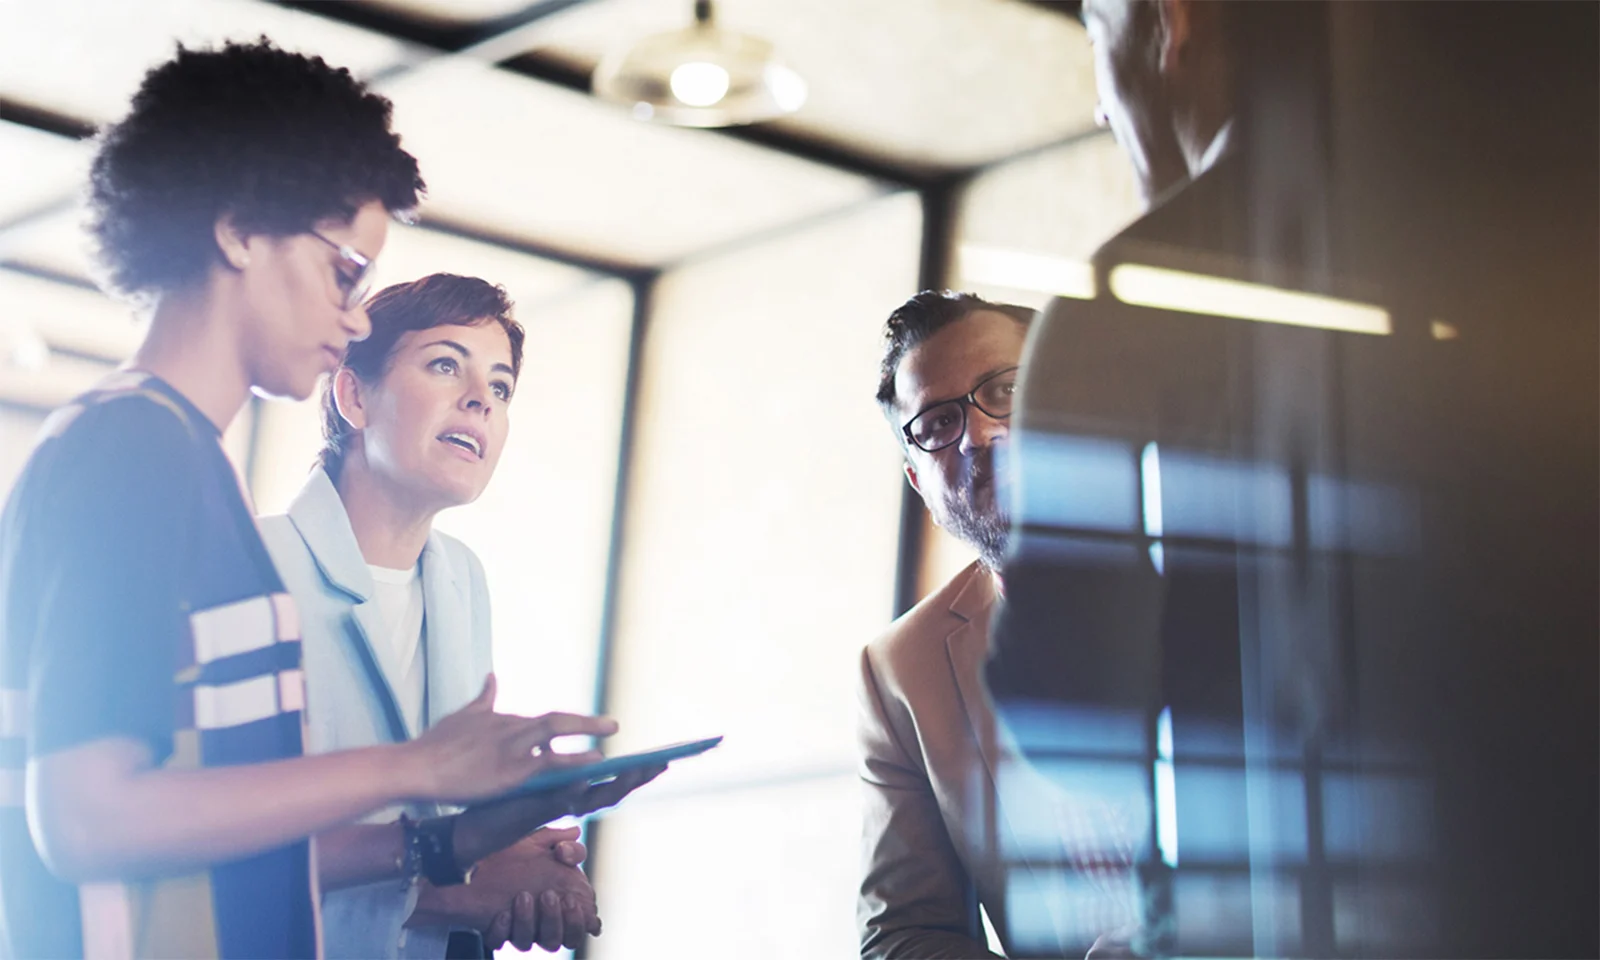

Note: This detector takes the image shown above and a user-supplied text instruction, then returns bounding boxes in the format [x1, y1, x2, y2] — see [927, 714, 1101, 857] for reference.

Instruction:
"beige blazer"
[857, 561, 1135, 959]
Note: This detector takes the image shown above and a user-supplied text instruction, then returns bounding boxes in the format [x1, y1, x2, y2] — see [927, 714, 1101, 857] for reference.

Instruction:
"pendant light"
[592, 0, 807, 128]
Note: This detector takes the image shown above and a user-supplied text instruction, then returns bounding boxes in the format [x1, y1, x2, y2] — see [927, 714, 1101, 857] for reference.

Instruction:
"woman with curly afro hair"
[0, 40, 619, 960]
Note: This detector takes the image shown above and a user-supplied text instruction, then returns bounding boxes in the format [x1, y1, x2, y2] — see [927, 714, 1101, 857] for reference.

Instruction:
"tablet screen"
[470, 735, 723, 807]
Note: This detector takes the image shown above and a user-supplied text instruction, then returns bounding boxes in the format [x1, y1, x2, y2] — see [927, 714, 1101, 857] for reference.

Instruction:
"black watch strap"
[411, 816, 470, 887]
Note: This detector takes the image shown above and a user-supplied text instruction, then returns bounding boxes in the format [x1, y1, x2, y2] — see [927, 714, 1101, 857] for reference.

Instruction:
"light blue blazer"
[259, 468, 494, 960]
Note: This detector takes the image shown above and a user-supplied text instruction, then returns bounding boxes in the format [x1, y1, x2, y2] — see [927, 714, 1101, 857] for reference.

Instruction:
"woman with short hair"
[263, 274, 655, 958]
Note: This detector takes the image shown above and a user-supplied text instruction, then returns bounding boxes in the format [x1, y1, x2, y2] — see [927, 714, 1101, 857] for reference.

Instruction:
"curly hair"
[87, 39, 424, 298]
[876, 290, 1034, 416]
[318, 273, 524, 482]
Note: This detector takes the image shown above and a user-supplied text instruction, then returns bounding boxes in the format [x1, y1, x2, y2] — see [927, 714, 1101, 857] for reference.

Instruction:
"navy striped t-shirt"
[0, 372, 321, 959]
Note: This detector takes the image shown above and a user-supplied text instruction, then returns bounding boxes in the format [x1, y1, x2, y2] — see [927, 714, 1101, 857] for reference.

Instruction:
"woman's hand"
[397, 674, 617, 803]
[411, 827, 596, 952]
[452, 764, 668, 868]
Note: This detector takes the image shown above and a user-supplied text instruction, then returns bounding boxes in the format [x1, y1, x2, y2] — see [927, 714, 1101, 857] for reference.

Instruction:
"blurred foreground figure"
[858, 292, 1136, 958]
[0, 41, 619, 959]
[987, 1, 1597, 957]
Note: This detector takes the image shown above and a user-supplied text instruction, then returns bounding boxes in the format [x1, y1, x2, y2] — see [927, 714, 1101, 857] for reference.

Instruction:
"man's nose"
[959, 406, 1009, 457]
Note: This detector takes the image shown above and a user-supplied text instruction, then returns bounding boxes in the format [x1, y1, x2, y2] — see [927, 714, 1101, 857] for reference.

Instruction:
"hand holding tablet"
[475, 736, 724, 807]
[451, 736, 722, 866]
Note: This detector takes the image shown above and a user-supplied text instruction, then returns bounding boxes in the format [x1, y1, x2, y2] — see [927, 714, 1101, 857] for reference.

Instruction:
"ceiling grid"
[0, 0, 1091, 402]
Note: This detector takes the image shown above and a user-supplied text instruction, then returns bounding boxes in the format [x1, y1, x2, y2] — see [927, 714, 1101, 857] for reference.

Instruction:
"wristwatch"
[400, 814, 475, 887]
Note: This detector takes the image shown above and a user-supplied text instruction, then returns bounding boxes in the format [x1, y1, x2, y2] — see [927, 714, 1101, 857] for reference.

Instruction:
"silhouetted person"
[987, 2, 1597, 957]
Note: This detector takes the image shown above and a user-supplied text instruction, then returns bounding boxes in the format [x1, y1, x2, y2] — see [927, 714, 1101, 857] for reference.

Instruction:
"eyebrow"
[421, 338, 516, 378]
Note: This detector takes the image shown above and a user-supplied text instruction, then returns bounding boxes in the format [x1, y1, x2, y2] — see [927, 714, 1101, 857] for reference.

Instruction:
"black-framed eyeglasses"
[308, 230, 376, 311]
[902, 366, 1019, 453]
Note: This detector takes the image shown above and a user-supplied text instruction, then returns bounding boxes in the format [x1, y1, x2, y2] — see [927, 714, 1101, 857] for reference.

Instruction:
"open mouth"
[438, 431, 484, 459]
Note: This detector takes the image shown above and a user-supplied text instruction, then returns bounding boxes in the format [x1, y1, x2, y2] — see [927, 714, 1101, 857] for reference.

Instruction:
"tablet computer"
[472, 735, 723, 807]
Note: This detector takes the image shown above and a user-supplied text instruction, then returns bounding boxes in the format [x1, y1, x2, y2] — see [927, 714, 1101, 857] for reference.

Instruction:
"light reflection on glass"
[1155, 706, 1178, 866]
[1141, 441, 1165, 575]
[1014, 433, 1139, 530]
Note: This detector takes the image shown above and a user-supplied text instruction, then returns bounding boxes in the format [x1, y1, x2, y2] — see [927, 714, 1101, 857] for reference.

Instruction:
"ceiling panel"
[504, 0, 1098, 172]
[368, 221, 600, 308]
[0, 0, 409, 125]
[380, 57, 885, 266]
[0, 269, 143, 361]
[955, 131, 1140, 263]
[0, 123, 90, 227]
[0, 210, 97, 282]
[2, 0, 1101, 284]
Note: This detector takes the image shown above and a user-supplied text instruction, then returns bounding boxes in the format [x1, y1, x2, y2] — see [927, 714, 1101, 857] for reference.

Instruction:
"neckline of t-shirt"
[368, 562, 420, 586]
[124, 370, 224, 438]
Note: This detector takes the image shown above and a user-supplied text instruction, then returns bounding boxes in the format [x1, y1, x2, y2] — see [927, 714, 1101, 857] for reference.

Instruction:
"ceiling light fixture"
[1108, 264, 1393, 336]
[592, 0, 806, 128]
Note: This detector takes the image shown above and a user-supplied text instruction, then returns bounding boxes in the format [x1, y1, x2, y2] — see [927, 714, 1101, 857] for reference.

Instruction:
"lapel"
[287, 469, 411, 742]
[943, 563, 1005, 792]
[418, 532, 468, 729]
[945, 565, 1080, 954]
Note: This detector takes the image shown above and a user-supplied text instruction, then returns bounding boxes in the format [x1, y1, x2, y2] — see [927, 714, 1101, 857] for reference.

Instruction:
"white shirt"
[367, 561, 425, 734]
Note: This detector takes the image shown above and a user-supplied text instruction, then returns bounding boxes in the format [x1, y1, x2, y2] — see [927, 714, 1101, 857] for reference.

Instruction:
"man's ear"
[1156, 0, 1192, 76]
[332, 367, 368, 432]
[213, 212, 253, 272]
[903, 461, 941, 527]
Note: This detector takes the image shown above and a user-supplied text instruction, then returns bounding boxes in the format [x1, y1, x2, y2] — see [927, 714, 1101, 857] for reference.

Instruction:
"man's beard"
[944, 449, 1009, 572]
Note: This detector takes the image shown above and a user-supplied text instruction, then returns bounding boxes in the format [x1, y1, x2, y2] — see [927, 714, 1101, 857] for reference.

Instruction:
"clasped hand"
[411, 827, 593, 953]
[397, 675, 669, 950]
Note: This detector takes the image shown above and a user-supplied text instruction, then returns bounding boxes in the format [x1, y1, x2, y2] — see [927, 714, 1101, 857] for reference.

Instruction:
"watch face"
[414, 815, 470, 886]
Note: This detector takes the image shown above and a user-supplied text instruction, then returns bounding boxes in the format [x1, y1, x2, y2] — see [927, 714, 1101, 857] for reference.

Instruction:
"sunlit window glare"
[958, 245, 1096, 301]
